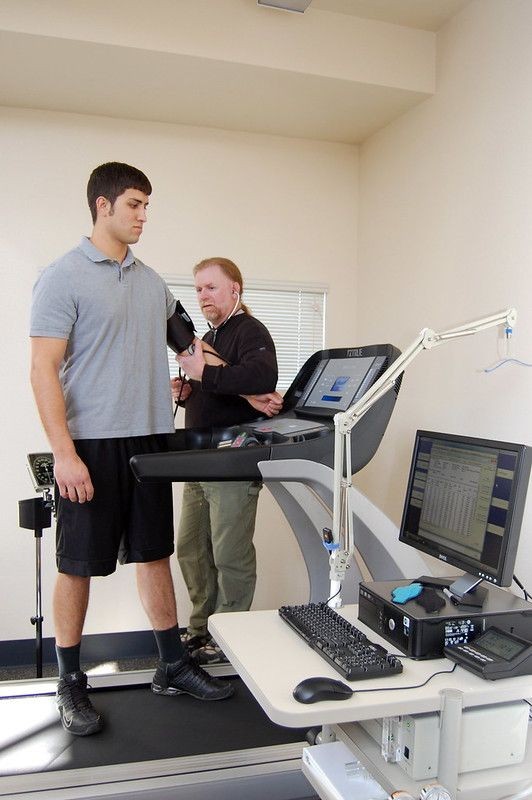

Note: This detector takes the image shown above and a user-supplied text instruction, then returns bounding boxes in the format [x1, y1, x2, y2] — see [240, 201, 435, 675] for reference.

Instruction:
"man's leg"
[53, 572, 103, 736]
[136, 556, 234, 702]
[53, 438, 121, 733]
[54, 572, 89, 681]
[177, 482, 217, 638]
[54, 573, 90, 649]
[137, 557, 184, 663]
[190, 481, 261, 666]
[136, 557, 178, 631]
[206, 481, 261, 615]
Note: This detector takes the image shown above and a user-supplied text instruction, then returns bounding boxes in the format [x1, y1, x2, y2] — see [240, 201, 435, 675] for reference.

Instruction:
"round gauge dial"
[28, 453, 55, 488]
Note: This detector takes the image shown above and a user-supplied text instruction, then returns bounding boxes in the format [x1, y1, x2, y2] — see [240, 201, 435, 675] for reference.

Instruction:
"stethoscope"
[207, 290, 241, 343]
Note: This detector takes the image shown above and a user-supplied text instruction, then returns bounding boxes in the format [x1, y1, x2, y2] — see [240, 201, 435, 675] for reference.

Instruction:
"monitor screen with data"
[399, 431, 531, 588]
[296, 355, 386, 415]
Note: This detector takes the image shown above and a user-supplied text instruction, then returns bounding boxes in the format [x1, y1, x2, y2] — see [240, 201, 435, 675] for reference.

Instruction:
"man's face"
[100, 188, 149, 245]
[195, 265, 239, 327]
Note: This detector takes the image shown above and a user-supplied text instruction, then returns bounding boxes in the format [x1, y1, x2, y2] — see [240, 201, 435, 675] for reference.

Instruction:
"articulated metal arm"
[335, 307, 516, 435]
[328, 307, 517, 606]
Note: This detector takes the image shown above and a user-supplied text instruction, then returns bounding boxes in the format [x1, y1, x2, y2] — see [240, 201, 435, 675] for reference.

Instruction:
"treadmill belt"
[0, 678, 307, 776]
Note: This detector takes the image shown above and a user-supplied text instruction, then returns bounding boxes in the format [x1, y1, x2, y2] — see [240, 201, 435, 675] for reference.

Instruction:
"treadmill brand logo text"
[346, 348, 363, 357]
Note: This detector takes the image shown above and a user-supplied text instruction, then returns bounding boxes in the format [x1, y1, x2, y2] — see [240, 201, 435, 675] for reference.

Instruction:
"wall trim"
[0, 630, 160, 667]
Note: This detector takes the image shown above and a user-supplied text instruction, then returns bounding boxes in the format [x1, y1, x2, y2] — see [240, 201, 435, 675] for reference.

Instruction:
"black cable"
[351, 662, 457, 695]
[173, 367, 188, 420]
[325, 587, 342, 604]
[513, 574, 532, 601]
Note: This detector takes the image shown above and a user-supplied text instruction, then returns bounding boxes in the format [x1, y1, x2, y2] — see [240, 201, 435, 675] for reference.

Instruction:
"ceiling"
[0, 0, 471, 144]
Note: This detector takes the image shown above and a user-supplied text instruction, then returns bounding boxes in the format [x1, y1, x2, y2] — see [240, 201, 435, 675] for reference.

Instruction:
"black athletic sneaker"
[56, 671, 103, 736]
[152, 655, 234, 701]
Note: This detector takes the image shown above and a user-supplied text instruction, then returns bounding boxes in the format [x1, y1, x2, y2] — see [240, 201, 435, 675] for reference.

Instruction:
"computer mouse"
[292, 676, 354, 704]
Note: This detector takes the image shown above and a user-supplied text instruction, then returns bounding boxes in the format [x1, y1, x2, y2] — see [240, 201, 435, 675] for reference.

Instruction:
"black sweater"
[184, 313, 278, 429]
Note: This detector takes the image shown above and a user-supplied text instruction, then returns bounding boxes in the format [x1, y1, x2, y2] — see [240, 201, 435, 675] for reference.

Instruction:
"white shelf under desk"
[209, 605, 532, 799]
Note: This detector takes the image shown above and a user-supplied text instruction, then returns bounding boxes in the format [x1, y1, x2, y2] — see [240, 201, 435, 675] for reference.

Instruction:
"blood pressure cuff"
[167, 301, 196, 354]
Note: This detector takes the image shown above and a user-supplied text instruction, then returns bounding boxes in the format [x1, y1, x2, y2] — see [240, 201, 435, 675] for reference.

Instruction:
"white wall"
[0, 107, 358, 640]
[356, 0, 532, 588]
[4, 0, 532, 648]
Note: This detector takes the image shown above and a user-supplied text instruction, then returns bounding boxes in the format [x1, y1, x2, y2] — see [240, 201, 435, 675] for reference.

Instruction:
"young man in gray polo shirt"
[30, 162, 233, 737]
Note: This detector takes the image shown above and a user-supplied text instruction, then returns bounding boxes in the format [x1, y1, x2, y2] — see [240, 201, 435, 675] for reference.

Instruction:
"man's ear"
[95, 196, 111, 217]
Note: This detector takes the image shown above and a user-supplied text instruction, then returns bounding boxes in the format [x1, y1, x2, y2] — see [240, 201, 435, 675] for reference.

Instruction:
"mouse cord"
[352, 662, 457, 695]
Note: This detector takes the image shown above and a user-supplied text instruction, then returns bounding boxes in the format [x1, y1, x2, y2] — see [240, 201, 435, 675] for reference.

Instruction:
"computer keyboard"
[279, 602, 403, 681]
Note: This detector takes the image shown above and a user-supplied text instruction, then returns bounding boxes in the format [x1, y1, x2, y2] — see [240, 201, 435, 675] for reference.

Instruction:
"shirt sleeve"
[164, 281, 177, 320]
[201, 321, 278, 395]
[30, 266, 76, 339]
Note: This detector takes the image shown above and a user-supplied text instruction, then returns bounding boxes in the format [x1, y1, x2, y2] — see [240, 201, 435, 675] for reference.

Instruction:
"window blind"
[165, 278, 326, 390]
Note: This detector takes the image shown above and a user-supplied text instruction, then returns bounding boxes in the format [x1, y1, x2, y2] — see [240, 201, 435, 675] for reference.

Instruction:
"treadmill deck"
[0, 677, 309, 798]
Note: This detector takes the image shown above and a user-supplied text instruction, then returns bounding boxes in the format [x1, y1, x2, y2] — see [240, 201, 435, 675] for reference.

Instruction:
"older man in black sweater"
[174, 257, 281, 664]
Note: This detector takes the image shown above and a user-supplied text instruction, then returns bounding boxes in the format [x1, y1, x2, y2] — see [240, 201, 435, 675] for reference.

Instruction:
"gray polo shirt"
[30, 237, 177, 439]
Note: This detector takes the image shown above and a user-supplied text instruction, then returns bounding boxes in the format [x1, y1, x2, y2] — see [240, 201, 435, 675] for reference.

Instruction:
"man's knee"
[55, 572, 91, 593]
[137, 556, 171, 574]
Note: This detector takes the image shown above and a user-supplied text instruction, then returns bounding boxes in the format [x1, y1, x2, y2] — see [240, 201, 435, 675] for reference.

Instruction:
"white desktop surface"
[209, 605, 532, 728]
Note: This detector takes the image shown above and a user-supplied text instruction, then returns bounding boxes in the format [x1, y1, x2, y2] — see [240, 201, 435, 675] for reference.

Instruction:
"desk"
[210, 606, 532, 800]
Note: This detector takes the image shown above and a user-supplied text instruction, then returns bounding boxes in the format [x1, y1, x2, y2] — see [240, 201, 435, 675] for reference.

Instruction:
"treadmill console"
[130, 343, 402, 483]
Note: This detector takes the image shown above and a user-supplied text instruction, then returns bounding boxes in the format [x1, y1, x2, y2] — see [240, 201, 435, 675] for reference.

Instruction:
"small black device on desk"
[444, 626, 532, 679]
[279, 602, 403, 681]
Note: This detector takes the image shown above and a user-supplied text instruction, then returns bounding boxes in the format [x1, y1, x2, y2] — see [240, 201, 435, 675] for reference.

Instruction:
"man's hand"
[175, 338, 206, 381]
[171, 377, 192, 402]
[30, 337, 93, 503]
[242, 391, 283, 418]
[54, 452, 94, 503]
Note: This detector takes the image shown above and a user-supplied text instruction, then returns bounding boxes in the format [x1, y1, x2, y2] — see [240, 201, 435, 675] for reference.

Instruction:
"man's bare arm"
[30, 337, 94, 503]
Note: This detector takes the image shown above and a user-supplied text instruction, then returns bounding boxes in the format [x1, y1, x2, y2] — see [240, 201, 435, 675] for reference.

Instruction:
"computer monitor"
[399, 430, 531, 601]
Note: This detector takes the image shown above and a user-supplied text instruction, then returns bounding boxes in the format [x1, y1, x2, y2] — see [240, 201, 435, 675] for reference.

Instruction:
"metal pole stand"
[18, 493, 53, 678]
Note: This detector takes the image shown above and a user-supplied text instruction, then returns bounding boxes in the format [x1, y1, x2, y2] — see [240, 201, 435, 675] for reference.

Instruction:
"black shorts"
[55, 435, 174, 577]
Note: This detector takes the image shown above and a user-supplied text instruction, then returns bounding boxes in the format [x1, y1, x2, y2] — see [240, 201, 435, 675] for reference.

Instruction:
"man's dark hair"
[87, 162, 152, 223]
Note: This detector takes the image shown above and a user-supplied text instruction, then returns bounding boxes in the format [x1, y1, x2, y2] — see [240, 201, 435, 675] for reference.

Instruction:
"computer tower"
[358, 580, 532, 658]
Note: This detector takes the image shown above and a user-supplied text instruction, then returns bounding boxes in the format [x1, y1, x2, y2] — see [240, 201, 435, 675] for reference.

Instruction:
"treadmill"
[131, 344, 407, 605]
[1, 344, 409, 800]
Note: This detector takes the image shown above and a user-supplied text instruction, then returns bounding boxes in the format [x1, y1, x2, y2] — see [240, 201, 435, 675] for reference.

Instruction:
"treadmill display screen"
[297, 356, 385, 414]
